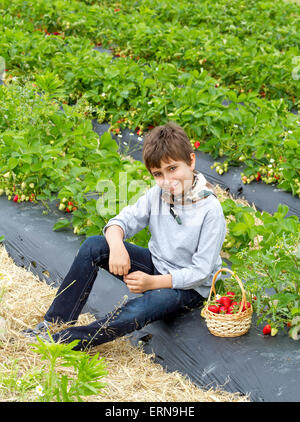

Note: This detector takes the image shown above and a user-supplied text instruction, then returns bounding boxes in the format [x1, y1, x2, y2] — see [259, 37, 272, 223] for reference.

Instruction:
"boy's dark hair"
[142, 122, 194, 173]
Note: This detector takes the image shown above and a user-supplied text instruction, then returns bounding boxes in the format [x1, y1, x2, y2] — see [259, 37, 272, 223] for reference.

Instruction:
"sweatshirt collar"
[161, 170, 215, 206]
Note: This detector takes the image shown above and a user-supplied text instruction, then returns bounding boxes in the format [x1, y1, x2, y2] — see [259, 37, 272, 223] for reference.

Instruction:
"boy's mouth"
[165, 182, 179, 192]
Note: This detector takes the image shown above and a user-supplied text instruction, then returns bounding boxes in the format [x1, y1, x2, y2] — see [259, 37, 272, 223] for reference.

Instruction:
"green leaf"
[231, 222, 248, 236]
[52, 219, 71, 231]
[7, 157, 18, 170]
[242, 212, 255, 227]
[295, 244, 300, 259]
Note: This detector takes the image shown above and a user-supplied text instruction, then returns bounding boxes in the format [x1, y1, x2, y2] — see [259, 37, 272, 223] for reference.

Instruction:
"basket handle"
[207, 268, 247, 315]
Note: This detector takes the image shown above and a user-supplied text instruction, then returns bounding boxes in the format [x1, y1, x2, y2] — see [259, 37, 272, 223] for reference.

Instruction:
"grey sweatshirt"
[103, 184, 226, 298]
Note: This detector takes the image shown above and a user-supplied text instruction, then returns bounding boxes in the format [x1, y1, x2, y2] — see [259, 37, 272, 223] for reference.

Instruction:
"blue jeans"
[45, 235, 204, 351]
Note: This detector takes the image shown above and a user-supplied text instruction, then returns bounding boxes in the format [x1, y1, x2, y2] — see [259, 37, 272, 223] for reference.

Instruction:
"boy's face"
[150, 153, 196, 197]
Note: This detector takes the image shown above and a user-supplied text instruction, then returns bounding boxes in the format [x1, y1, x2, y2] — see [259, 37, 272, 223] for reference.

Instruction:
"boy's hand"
[123, 271, 153, 293]
[109, 244, 131, 276]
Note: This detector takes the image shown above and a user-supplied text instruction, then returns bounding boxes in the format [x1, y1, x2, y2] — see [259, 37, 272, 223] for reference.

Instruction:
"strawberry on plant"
[263, 324, 271, 335]
[271, 327, 278, 336]
[13, 195, 18, 202]
[194, 141, 201, 149]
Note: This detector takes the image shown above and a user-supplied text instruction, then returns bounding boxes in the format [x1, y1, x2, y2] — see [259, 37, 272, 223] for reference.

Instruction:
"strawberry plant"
[1, 2, 299, 196]
[230, 231, 300, 339]
[221, 199, 299, 254]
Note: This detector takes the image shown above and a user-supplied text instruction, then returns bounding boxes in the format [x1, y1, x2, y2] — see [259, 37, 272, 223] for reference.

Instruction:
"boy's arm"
[105, 225, 132, 276]
[123, 272, 172, 293]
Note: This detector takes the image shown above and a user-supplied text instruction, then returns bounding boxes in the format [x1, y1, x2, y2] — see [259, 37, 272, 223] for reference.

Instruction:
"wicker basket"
[203, 268, 253, 337]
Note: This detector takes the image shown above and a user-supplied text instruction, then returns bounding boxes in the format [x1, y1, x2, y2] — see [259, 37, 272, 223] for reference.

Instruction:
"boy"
[23, 122, 226, 351]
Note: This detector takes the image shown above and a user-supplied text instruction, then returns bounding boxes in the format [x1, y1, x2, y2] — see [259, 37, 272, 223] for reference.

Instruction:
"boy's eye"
[153, 166, 177, 177]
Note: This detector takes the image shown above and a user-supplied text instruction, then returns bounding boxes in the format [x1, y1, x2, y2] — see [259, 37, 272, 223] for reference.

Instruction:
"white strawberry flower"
[35, 385, 44, 396]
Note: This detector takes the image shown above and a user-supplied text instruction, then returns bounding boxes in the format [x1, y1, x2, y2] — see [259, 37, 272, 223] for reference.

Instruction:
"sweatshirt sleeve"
[102, 188, 152, 240]
[169, 209, 226, 290]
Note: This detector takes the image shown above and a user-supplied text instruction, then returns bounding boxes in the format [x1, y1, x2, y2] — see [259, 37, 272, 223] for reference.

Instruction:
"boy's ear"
[190, 153, 196, 169]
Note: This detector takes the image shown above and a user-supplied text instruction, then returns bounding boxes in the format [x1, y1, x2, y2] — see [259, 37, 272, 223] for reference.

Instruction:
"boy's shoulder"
[204, 194, 225, 217]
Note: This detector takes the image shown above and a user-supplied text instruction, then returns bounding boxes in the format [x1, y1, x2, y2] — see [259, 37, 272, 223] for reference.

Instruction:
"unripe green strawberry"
[29, 183, 35, 189]
[21, 182, 26, 190]
[271, 327, 278, 336]
[59, 203, 66, 211]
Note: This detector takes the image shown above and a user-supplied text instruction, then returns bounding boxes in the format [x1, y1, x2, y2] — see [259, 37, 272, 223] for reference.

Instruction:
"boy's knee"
[79, 235, 108, 257]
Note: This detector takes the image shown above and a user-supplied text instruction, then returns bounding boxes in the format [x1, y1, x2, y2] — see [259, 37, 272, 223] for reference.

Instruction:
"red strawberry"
[219, 306, 227, 314]
[263, 324, 271, 335]
[208, 305, 220, 314]
[226, 291, 235, 298]
[13, 195, 18, 202]
[194, 141, 201, 149]
[227, 301, 239, 314]
[256, 172, 261, 181]
[219, 296, 232, 308]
